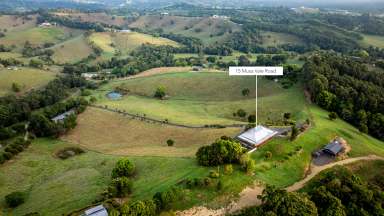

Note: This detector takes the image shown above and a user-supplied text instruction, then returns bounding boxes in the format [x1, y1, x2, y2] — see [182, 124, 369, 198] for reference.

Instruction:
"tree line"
[303, 54, 384, 140]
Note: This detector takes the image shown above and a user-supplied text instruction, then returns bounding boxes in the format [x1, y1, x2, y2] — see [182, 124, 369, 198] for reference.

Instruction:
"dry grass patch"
[62, 107, 242, 157]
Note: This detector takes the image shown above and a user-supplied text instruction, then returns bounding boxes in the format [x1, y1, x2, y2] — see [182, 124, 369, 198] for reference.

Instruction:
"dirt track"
[177, 155, 384, 216]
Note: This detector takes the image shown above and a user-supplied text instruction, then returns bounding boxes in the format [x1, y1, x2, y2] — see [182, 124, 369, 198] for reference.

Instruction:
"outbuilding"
[322, 139, 344, 156]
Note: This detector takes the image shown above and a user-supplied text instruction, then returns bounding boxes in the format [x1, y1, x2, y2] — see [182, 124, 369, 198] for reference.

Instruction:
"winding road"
[176, 155, 384, 216]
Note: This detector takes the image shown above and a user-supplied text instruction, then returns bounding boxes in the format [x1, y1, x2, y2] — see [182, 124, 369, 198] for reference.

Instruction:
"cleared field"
[361, 34, 384, 48]
[0, 26, 82, 47]
[51, 35, 93, 64]
[94, 72, 308, 125]
[112, 32, 180, 53]
[88, 31, 180, 55]
[0, 15, 36, 32]
[260, 31, 304, 47]
[0, 67, 57, 96]
[129, 15, 241, 45]
[62, 107, 242, 157]
[53, 12, 128, 27]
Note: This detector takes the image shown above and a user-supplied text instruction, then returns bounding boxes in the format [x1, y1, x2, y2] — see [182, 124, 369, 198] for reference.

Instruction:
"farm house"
[236, 125, 278, 150]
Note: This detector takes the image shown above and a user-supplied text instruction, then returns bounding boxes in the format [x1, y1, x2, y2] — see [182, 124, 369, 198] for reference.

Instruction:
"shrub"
[153, 187, 183, 211]
[0, 153, 5, 164]
[265, 151, 273, 159]
[166, 139, 174, 147]
[242, 88, 250, 96]
[284, 112, 291, 119]
[55, 147, 85, 159]
[290, 125, 299, 141]
[3, 151, 12, 160]
[240, 154, 256, 175]
[109, 177, 133, 198]
[236, 109, 247, 118]
[154, 86, 166, 99]
[248, 114, 256, 123]
[217, 180, 223, 191]
[209, 170, 220, 178]
[328, 112, 338, 120]
[5, 191, 25, 208]
[111, 158, 135, 178]
[120, 200, 157, 216]
[224, 164, 233, 175]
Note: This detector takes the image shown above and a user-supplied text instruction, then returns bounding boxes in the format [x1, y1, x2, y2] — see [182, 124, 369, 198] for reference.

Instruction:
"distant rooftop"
[237, 125, 277, 148]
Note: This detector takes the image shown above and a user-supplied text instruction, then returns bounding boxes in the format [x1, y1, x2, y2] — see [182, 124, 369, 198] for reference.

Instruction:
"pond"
[107, 92, 123, 100]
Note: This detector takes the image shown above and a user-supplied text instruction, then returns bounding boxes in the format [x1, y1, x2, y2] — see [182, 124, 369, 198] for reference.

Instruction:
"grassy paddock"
[0, 67, 57, 96]
[361, 34, 384, 48]
[51, 35, 93, 64]
[62, 107, 242, 157]
[94, 72, 308, 125]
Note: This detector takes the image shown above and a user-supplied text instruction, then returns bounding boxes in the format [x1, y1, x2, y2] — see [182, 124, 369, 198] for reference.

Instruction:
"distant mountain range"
[1, 0, 384, 11]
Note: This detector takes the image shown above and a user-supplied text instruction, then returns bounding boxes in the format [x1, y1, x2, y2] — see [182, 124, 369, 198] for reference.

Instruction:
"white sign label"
[229, 67, 283, 76]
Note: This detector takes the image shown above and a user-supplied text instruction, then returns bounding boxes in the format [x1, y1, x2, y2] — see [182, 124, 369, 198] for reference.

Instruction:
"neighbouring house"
[322, 138, 344, 156]
[161, 12, 169, 16]
[39, 22, 55, 27]
[83, 205, 108, 216]
[51, 110, 75, 123]
[236, 125, 278, 150]
[81, 73, 99, 80]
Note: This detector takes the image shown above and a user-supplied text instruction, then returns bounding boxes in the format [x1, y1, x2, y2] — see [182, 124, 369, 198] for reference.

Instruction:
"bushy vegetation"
[5, 191, 26, 208]
[196, 137, 245, 166]
[111, 158, 136, 178]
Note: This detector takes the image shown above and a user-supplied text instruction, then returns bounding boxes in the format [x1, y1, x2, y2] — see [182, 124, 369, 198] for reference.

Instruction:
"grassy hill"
[0, 26, 83, 47]
[51, 35, 93, 64]
[260, 31, 305, 47]
[88, 31, 180, 57]
[0, 15, 36, 32]
[53, 11, 129, 27]
[361, 33, 384, 48]
[129, 15, 241, 45]
[0, 67, 57, 96]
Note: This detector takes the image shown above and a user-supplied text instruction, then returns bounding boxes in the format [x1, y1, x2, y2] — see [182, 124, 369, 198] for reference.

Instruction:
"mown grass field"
[0, 67, 57, 96]
[93, 72, 308, 125]
[361, 34, 384, 48]
[51, 35, 93, 64]
[62, 107, 242, 157]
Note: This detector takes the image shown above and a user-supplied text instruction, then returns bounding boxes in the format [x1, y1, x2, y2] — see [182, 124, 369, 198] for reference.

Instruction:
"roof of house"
[237, 125, 277, 147]
[84, 205, 108, 216]
[51, 110, 75, 122]
[323, 140, 343, 155]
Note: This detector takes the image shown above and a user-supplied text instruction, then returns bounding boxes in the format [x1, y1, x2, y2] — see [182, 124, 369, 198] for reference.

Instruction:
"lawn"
[62, 107, 242, 157]
[361, 34, 384, 49]
[93, 72, 308, 125]
[51, 35, 93, 64]
[0, 67, 57, 96]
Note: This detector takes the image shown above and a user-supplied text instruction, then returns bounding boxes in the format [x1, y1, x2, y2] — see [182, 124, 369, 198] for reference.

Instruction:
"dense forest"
[303, 54, 384, 140]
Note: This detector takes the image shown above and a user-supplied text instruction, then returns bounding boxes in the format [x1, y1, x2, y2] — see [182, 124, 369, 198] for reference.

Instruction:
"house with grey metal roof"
[236, 125, 278, 151]
[51, 110, 75, 123]
[83, 205, 108, 216]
